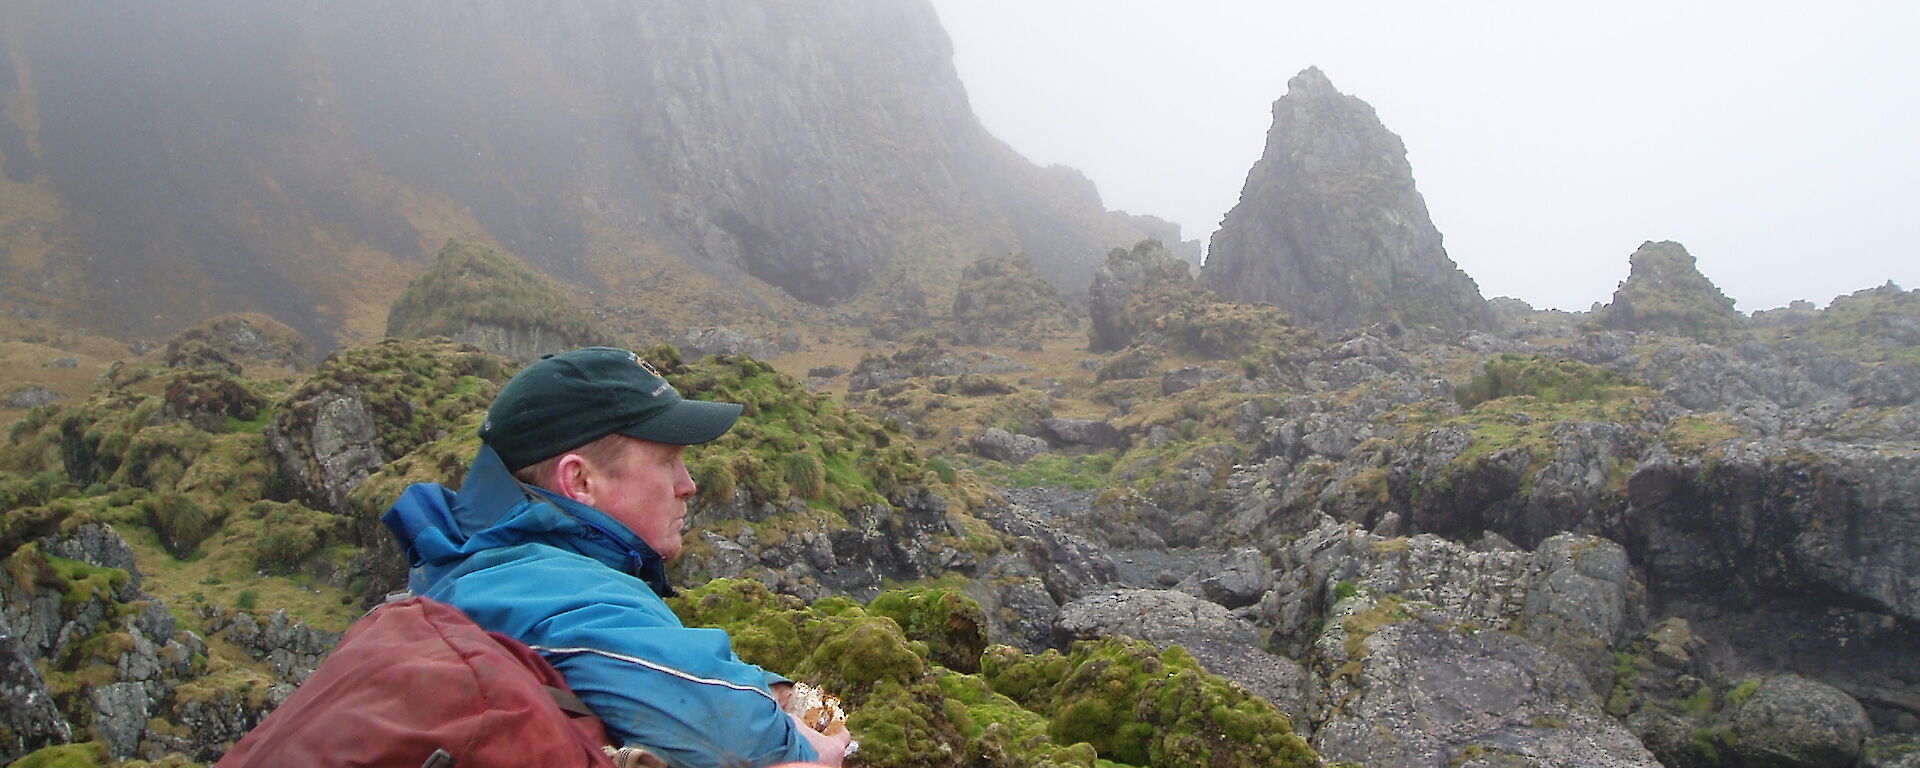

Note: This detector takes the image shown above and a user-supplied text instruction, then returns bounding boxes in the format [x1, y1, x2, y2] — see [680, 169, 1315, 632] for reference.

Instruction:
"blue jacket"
[382, 446, 816, 768]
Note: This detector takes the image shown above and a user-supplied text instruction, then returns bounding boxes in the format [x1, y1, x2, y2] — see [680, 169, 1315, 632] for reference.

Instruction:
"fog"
[930, 1, 1920, 312]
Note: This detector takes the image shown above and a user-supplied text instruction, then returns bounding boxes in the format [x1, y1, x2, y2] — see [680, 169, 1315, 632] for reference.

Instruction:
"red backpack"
[217, 597, 616, 768]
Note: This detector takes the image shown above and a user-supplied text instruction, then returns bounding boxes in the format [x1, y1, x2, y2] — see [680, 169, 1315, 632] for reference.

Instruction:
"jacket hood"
[382, 445, 676, 596]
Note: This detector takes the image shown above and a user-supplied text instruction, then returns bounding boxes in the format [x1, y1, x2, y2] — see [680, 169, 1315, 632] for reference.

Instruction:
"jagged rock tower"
[1204, 67, 1492, 332]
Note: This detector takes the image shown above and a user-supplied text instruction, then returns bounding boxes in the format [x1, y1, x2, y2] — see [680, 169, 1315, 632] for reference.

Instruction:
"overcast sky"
[928, 1, 1919, 313]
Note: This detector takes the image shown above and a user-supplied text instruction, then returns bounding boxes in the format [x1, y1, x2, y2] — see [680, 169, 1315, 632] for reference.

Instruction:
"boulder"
[1199, 547, 1274, 609]
[1162, 365, 1231, 395]
[1037, 418, 1120, 449]
[971, 428, 1047, 464]
[1730, 675, 1872, 768]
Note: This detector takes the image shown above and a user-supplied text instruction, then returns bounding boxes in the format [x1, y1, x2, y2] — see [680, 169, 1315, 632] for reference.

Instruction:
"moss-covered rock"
[1048, 637, 1316, 768]
[162, 312, 316, 374]
[6, 741, 111, 768]
[867, 587, 989, 674]
[1592, 241, 1749, 343]
[952, 253, 1074, 347]
[384, 240, 610, 362]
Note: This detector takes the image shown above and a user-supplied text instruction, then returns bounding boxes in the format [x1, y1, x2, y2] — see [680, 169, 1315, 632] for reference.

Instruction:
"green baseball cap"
[480, 346, 743, 470]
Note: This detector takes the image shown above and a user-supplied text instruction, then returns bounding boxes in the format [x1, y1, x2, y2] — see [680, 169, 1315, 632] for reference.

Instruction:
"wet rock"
[1863, 735, 1920, 768]
[43, 523, 142, 594]
[1521, 534, 1646, 692]
[975, 500, 1116, 605]
[204, 608, 344, 684]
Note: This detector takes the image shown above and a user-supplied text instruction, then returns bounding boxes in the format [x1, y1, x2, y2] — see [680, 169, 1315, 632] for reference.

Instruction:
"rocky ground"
[4, 256, 1920, 767]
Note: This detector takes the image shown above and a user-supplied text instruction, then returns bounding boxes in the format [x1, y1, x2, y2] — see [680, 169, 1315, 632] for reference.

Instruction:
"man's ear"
[553, 453, 595, 505]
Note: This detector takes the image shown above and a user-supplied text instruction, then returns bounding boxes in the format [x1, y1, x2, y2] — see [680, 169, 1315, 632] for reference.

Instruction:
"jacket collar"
[391, 445, 677, 597]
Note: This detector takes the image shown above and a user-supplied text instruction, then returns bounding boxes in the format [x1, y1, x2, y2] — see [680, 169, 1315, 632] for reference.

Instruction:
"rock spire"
[1203, 67, 1492, 332]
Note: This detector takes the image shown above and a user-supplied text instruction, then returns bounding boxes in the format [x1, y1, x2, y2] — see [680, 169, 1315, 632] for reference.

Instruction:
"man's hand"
[771, 681, 794, 709]
[788, 713, 852, 767]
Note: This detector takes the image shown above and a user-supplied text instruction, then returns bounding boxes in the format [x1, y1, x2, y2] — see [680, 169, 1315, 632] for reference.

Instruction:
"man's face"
[581, 437, 697, 560]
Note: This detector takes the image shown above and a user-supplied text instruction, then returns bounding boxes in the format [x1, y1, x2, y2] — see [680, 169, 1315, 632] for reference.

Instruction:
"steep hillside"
[1204, 67, 1493, 333]
[0, 1, 1172, 349]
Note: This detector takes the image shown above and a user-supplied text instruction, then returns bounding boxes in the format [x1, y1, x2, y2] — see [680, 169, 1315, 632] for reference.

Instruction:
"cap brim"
[619, 399, 744, 445]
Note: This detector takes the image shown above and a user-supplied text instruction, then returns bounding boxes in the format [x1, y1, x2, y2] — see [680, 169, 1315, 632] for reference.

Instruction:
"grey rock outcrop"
[673, 326, 795, 362]
[1310, 602, 1660, 768]
[1204, 67, 1492, 333]
[266, 388, 386, 515]
[449, 322, 592, 365]
[1054, 588, 1261, 649]
[0, 618, 71, 763]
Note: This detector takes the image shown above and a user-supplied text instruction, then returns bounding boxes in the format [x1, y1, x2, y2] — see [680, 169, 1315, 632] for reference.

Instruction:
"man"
[383, 347, 849, 767]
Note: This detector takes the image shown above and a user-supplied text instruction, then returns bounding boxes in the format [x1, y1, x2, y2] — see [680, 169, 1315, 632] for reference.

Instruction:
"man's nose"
[675, 465, 697, 499]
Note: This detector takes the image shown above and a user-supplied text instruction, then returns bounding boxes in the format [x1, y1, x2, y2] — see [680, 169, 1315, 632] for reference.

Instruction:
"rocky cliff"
[1203, 67, 1494, 333]
[0, 1, 1170, 348]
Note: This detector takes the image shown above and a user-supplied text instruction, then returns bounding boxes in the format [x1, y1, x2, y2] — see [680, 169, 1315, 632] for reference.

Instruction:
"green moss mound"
[1029, 638, 1316, 768]
[162, 312, 316, 373]
[6, 742, 111, 768]
[672, 580, 1319, 768]
[867, 587, 988, 674]
[384, 240, 607, 345]
[1592, 241, 1748, 342]
[272, 339, 512, 467]
[1456, 353, 1630, 408]
[658, 347, 940, 509]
